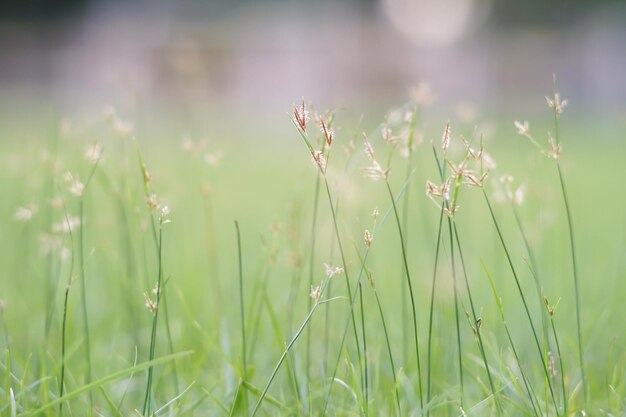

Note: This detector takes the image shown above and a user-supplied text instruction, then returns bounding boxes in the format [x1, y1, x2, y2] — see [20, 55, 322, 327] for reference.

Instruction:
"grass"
[0, 89, 624, 416]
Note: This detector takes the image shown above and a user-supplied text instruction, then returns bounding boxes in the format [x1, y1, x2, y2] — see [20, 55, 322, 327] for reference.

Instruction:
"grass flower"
[546, 93, 568, 115]
[364, 229, 372, 247]
[84, 143, 102, 163]
[441, 122, 451, 152]
[14, 205, 37, 222]
[293, 99, 309, 132]
[362, 139, 390, 181]
[323, 263, 344, 278]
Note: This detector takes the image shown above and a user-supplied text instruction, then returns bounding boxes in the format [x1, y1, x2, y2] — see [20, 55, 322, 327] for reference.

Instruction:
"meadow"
[1, 89, 625, 417]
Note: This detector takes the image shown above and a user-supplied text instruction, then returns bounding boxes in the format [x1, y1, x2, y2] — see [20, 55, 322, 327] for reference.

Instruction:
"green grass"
[0, 95, 625, 416]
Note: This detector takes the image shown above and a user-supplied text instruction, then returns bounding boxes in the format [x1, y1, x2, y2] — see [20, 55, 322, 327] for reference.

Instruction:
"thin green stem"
[142, 226, 163, 416]
[250, 278, 329, 417]
[482, 190, 559, 412]
[235, 221, 248, 415]
[453, 223, 500, 416]
[483, 262, 541, 417]
[556, 162, 586, 403]
[385, 180, 424, 410]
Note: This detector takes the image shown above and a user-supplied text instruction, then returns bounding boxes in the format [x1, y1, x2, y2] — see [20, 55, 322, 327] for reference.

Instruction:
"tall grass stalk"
[358, 250, 401, 416]
[452, 223, 501, 416]
[425, 205, 445, 413]
[550, 81, 586, 402]
[234, 221, 248, 415]
[483, 262, 541, 417]
[294, 121, 365, 402]
[384, 179, 424, 410]
[482, 190, 559, 412]
[59, 197, 76, 417]
[250, 277, 331, 417]
[305, 172, 321, 406]
[322, 173, 414, 416]
[141, 224, 164, 416]
[78, 155, 101, 413]
[400, 106, 418, 365]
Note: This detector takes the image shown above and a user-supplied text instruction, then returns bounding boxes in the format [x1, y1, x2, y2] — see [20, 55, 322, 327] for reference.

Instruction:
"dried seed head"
[160, 205, 171, 225]
[52, 216, 81, 234]
[293, 99, 310, 132]
[362, 162, 390, 181]
[546, 93, 567, 115]
[320, 119, 334, 147]
[514, 120, 530, 136]
[546, 134, 561, 160]
[146, 193, 159, 210]
[14, 205, 37, 222]
[69, 180, 85, 197]
[441, 122, 451, 152]
[312, 150, 327, 171]
[204, 150, 224, 166]
[364, 139, 376, 162]
[84, 143, 103, 163]
[324, 263, 344, 278]
[362, 139, 390, 181]
[372, 207, 380, 219]
[548, 351, 557, 379]
[364, 229, 373, 247]
[310, 284, 321, 304]
[144, 291, 157, 314]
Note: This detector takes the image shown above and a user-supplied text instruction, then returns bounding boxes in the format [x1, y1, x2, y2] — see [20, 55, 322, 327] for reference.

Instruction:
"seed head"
[293, 99, 310, 132]
[548, 351, 557, 379]
[364, 229, 373, 247]
[310, 284, 321, 304]
[312, 150, 327, 171]
[324, 263, 344, 278]
[146, 193, 159, 210]
[84, 143, 103, 163]
[546, 93, 567, 115]
[144, 291, 157, 314]
[441, 122, 451, 152]
[14, 205, 37, 222]
[160, 205, 171, 225]
[514, 120, 530, 136]
[52, 216, 81, 234]
[320, 119, 334, 147]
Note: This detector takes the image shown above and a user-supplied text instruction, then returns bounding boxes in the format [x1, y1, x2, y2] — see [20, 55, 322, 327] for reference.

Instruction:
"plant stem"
[385, 180, 423, 410]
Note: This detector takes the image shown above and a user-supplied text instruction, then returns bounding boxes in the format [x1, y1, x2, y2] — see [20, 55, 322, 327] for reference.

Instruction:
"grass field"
[1, 93, 625, 417]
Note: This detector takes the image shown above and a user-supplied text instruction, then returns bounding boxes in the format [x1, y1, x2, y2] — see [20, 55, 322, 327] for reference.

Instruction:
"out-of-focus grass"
[0, 101, 625, 416]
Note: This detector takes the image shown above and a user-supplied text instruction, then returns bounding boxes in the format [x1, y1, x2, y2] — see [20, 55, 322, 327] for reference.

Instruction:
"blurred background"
[1, 0, 625, 121]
